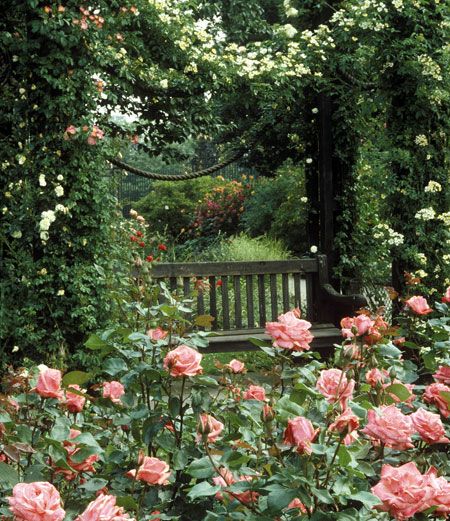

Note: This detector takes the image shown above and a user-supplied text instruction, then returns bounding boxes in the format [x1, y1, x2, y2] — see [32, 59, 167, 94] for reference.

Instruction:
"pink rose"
[405, 296, 433, 315]
[102, 381, 125, 404]
[35, 366, 63, 399]
[128, 456, 171, 485]
[354, 314, 374, 335]
[286, 498, 308, 514]
[410, 408, 449, 444]
[65, 125, 77, 136]
[226, 359, 245, 373]
[328, 408, 359, 435]
[366, 368, 389, 388]
[243, 385, 266, 401]
[232, 476, 260, 505]
[163, 345, 203, 377]
[371, 462, 433, 520]
[8, 482, 65, 521]
[76, 493, 134, 521]
[197, 413, 224, 443]
[343, 430, 359, 446]
[433, 366, 450, 385]
[65, 384, 86, 413]
[213, 468, 235, 501]
[265, 310, 313, 351]
[283, 416, 319, 455]
[441, 287, 450, 303]
[423, 383, 450, 417]
[361, 405, 415, 450]
[147, 327, 168, 341]
[423, 467, 450, 516]
[54, 429, 99, 480]
[316, 369, 355, 409]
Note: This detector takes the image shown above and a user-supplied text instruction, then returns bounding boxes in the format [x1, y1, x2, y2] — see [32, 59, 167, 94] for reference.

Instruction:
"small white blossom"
[39, 174, 46, 187]
[301, 197, 308, 203]
[424, 180, 442, 193]
[310, 245, 318, 253]
[12, 346, 19, 353]
[57, 174, 64, 181]
[415, 207, 436, 221]
[284, 24, 298, 38]
[306, 158, 313, 164]
[11, 230, 22, 239]
[57, 289, 65, 296]
[160, 79, 169, 89]
[54, 185, 64, 197]
[414, 134, 428, 147]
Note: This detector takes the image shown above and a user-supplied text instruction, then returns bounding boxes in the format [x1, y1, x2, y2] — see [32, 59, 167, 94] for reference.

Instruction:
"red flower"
[146, 255, 154, 262]
[136, 230, 143, 237]
[216, 279, 223, 287]
[158, 244, 167, 251]
[139, 241, 145, 247]
[130, 236, 137, 242]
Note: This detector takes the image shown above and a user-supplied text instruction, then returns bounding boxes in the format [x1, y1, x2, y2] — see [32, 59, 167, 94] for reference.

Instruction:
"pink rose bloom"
[243, 385, 266, 401]
[286, 498, 308, 514]
[423, 382, 450, 417]
[232, 476, 260, 505]
[8, 482, 65, 521]
[54, 429, 99, 480]
[343, 430, 359, 446]
[226, 359, 245, 373]
[328, 408, 359, 435]
[213, 468, 235, 501]
[76, 494, 134, 521]
[283, 416, 319, 455]
[163, 345, 203, 377]
[316, 369, 355, 409]
[410, 408, 449, 444]
[441, 287, 450, 304]
[65, 125, 77, 135]
[102, 381, 125, 404]
[265, 310, 313, 351]
[423, 467, 450, 516]
[35, 366, 63, 399]
[342, 343, 360, 360]
[433, 366, 450, 385]
[361, 405, 415, 450]
[65, 384, 86, 413]
[128, 456, 171, 485]
[371, 462, 433, 520]
[366, 368, 389, 388]
[405, 296, 433, 315]
[354, 314, 374, 335]
[197, 413, 224, 443]
[147, 327, 168, 341]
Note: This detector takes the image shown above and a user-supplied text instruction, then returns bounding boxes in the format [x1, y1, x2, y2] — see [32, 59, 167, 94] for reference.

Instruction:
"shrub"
[242, 161, 308, 253]
[134, 176, 221, 241]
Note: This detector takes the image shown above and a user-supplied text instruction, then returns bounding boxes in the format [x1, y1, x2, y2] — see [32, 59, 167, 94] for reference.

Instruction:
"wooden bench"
[151, 255, 367, 354]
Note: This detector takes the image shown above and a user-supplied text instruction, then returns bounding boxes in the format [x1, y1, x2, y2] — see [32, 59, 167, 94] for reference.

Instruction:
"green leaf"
[85, 334, 107, 350]
[384, 383, 412, 402]
[349, 491, 380, 508]
[195, 375, 219, 387]
[0, 462, 19, 485]
[80, 478, 109, 492]
[103, 358, 128, 376]
[169, 396, 180, 417]
[187, 457, 215, 479]
[195, 315, 215, 328]
[62, 371, 91, 387]
[187, 481, 221, 500]
[173, 450, 189, 471]
[439, 391, 450, 407]
[266, 485, 299, 511]
[116, 496, 138, 512]
[338, 445, 352, 467]
[50, 416, 71, 441]
[311, 487, 334, 504]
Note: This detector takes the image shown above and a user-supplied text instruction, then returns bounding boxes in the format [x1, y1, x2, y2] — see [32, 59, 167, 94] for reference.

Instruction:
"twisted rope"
[109, 147, 245, 181]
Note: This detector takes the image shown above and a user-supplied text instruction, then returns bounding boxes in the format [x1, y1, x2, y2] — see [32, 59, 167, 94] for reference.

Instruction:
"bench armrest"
[318, 283, 368, 327]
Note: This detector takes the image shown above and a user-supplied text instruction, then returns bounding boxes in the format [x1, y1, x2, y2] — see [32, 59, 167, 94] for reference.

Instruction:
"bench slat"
[246, 275, 255, 328]
[270, 274, 278, 320]
[233, 276, 242, 329]
[257, 274, 266, 328]
[197, 278, 205, 329]
[294, 272, 301, 310]
[306, 273, 314, 321]
[209, 276, 217, 329]
[282, 273, 289, 312]
[221, 275, 230, 330]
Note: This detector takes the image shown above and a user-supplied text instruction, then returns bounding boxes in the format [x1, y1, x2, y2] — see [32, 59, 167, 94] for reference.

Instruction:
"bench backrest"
[151, 257, 327, 331]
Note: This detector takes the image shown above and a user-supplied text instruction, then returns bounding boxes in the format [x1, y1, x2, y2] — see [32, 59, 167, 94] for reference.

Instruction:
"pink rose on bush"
[361, 405, 415, 450]
[423, 382, 450, 417]
[226, 359, 245, 373]
[128, 456, 171, 485]
[316, 368, 355, 409]
[433, 365, 450, 385]
[147, 327, 168, 341]
[410, 408, 449, 444]
[163, 345, 203, 377]
[405, 295, 433, 315]
[365, 368, 389, 388]
[76, 493, 134, 521]
[65, 384, 86, 413]
[423, 467, 450, 516]
[328, 408, 359, 435]
[441, 286, 450, 303]
[243, 385, 266, 401]
[8, 482, 65, 521]
[35, 366, 63, 399]
[102, 381, 125, 404]
[286, 498, 308, 514]
[197, 413, 224, 443]
[340, 314, 374, 338]
[265, 310, 313, 351]
[283, 416, 319, 455]
[371, 462, 432, 520]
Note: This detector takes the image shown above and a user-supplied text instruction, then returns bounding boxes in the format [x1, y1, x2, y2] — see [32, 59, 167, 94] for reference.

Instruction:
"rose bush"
[0, 280, 450, 520]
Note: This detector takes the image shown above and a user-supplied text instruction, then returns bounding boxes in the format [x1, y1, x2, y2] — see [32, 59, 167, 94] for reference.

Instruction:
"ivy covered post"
[377, 3, 450, 296]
